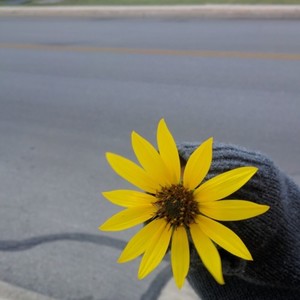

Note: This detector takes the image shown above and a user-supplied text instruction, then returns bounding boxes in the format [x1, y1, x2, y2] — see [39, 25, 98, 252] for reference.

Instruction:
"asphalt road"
[0, 16, 300, 300]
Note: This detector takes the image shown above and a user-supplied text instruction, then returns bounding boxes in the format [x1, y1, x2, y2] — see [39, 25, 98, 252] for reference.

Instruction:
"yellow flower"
[99, 119, 269, 288]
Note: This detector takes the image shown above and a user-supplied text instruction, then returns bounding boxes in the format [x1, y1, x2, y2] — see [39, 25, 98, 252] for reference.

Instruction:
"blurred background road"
[0, 16, 300, 300]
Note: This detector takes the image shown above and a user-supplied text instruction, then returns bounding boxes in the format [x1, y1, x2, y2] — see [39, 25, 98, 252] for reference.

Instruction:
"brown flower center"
[154, 184, 199, 228]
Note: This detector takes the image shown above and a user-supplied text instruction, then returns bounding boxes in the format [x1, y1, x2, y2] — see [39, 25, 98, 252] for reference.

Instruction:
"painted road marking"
[1, 43, 300, 61]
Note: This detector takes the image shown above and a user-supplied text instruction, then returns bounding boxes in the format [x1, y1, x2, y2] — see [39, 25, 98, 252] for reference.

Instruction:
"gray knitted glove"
[178, 142, 300, 300]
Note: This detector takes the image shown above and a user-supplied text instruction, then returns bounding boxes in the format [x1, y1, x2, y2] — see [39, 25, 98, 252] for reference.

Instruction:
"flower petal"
[183, 137, 213, 190]
[200, 200, 270, 221]
[102, 190, 156, 208]
[131, 131, 172, 187]
[99, 206, 155, 231]
[118, 219, 161, 263]
[190, 222, 224, 285]
[138, 219, 172, 279]
[197, 215, 253, 260]
[157, 119, 180, 184]
[171, 226, 190, 289]
[106, 152, 159, 193]
[194, 166, 258, 202]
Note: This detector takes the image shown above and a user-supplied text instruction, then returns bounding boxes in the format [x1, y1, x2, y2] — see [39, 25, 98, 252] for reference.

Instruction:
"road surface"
[0, 16, 300, 299]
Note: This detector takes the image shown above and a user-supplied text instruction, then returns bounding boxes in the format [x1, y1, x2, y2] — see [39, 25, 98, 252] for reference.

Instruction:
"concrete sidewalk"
[0, 279, 198, 300]
[1, 5, 300, 19]
[0, 281, 56, 300]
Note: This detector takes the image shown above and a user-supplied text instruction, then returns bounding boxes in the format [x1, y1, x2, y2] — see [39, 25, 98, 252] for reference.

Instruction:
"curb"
[158, 279, 199, 300]
[0, 281, 56, 300]
[1, 5, 300, 19]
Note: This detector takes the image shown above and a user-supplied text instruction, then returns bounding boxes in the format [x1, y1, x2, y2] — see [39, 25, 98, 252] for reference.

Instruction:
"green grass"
[54, 0, 300, 4]
[36, 0, 300, 4]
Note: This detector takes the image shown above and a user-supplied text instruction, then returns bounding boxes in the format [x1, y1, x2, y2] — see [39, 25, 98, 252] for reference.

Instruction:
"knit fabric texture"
[177, 142, 300, 300]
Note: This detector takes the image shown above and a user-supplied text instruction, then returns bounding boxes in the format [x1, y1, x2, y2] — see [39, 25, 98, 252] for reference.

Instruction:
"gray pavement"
[0, 14, 300, 300]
